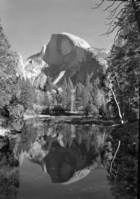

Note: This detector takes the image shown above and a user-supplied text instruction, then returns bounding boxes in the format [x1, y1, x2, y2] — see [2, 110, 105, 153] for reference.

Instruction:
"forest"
[0, 1, 139, 199]
[0, 1, 139, 124]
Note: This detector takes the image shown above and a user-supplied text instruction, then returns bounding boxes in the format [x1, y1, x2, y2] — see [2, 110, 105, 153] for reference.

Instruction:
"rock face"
[16, 53, 26, 79]
[24, 32, 108, 86]
[24, 53, 48, 85]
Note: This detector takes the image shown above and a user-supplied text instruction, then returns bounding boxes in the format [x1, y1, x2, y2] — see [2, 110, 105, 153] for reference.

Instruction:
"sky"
[0, 0, 118, 60]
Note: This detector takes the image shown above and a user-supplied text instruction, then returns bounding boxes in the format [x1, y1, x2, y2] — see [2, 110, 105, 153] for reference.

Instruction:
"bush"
[25, 109, 35, 116]
[83, 104, 99, 118]
[33, 104, 43, 114]
[91, 105, 99, 118]
[0, 106, 10, 118]
[7, 104, 24, 119]
[41, 107, 50, 115]
[51, 106, 65, 115]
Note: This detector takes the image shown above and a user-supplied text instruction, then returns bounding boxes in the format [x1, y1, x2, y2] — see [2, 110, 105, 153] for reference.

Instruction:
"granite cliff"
[23, 32, 108, 88]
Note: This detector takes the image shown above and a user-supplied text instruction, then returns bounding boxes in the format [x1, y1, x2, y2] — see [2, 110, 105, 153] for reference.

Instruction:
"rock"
[25, 53, 48, 85]
[16, 53, 26, 79]
[24, 32, 108, 86]
[15, 52, 48, 88]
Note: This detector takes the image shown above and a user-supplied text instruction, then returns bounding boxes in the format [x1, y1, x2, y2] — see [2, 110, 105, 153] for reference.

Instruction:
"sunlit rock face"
[24, 32, 108, 86]
[16, 53, 26, 79]
[24, 53, 48, 85]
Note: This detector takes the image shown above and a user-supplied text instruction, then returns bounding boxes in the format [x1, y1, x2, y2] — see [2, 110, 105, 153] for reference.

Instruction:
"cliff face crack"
[21, 32, 108, 87]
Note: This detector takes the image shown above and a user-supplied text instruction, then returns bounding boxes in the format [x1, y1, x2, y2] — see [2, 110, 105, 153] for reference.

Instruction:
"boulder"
[24, 32, 108, 86]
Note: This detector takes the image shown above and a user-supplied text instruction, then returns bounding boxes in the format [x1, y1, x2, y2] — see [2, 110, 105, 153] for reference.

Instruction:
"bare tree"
[93, 0, 140, 37]
[93, 0, 140, 124]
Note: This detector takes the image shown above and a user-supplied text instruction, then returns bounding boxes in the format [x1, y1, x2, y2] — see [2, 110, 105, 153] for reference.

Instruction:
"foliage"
[83, 103, 99, 118]
[61, 78, 72, 111]
[0, 170, 19, 199]
[107, 2, 140, 121]
[106, 121, 138, 199]
[39, 73, 109, 116]
[0, 147, 20, 199]
[17, 78, 37, 110]
[0, 20, 19, 109]
[43, 75, 53, 92]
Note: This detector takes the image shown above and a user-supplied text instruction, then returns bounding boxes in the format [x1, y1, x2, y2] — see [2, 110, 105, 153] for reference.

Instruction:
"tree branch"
[105, 19, 114, 26]
[101, 21, 119, 37]
[107, 2, 123, 21]
[103, 1, 116, 11]
[92, 0, 104, 9]
[113, 28, 121, 44]
[114, 7, 126, 19]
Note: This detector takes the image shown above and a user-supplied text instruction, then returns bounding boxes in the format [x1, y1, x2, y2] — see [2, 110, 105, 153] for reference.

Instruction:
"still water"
[0, 118, 138, 199]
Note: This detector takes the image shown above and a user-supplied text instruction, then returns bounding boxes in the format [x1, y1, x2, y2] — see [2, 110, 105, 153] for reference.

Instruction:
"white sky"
[0, 0, 121, 60]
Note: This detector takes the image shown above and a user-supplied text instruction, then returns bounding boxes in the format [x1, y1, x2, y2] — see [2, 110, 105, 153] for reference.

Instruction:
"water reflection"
[0, 138, 20, 199]
[105, 123, 138, 199]
[0, 119, 138, 199]
[24, 123, 112, 184]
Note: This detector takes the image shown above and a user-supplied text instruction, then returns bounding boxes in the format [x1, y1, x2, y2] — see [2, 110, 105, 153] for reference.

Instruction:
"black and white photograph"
[0, 0, 139, 199]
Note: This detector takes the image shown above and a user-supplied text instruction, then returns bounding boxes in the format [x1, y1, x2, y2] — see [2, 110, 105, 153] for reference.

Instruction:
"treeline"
[0, 19, 37, 118]
[106, 2, 139, 122]
[35, 74, 109, 118]
[0, 0, 139, 123]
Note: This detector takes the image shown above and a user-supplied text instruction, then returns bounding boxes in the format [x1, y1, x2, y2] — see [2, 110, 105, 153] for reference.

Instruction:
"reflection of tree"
[24, 122, 111, 168]
[0, 170, 19, 199]
[23, 121, 111, 183]
[18, 120, 38, 153]
[7, 118, 24, 132]
[105, 122, 138, 199]
[0, 149, 20, 199]
[1, 119, 137, 195]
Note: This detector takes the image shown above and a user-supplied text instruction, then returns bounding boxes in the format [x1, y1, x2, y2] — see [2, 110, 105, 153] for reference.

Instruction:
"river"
[0, 118, 138, 199]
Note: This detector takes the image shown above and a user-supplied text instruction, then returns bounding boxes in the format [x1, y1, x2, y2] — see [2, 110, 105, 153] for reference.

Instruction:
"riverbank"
[23, 114, 120, 126]
[1, 113, 139, 132]
[23, 114, 54, 120]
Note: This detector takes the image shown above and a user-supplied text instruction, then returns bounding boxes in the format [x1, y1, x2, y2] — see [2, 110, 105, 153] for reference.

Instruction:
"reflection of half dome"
[43, 142, 87, 183]
[48, 162, 74, 183]
[61, 168, 91, 185]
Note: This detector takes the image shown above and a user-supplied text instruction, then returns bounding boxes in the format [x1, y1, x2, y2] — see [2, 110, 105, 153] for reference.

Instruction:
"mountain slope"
[24, 32, 108, 87]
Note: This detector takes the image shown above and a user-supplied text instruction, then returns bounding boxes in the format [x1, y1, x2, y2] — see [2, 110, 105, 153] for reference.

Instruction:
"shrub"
[83, 104, 99, 118]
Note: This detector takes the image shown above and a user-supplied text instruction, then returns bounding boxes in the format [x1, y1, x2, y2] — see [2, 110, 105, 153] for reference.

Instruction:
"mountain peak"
[22, 32, 108, 88]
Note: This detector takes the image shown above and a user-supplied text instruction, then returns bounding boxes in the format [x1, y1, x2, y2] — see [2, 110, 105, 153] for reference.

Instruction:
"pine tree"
[68, 77, 74, 90]
[61, 78, 72, 110]
[18, 79, 36, 110]
[0, 20, 18, 109]
[75, 82, 83, 109]
[107, 2, 139, 121]
[43, 76, 53, 92]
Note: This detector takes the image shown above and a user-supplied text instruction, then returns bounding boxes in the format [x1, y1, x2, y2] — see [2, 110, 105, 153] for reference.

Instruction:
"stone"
[24, 32, 108, 86]
[25, 53, 48, 84]
[16, 53, 26, 79]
